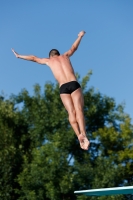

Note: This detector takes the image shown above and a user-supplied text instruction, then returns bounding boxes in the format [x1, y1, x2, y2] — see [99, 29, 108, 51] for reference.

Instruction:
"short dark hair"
[49, 49, 60, 57]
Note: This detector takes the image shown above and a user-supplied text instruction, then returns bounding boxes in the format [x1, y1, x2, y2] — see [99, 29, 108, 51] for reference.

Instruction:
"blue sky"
[1, 1, 133, 120]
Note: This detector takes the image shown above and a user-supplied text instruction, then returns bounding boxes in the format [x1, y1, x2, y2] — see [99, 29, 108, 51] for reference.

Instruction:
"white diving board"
[74, 186, 133, 196]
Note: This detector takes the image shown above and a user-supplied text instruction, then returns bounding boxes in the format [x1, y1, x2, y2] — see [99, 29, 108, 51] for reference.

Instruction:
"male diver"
[12, 31, 90, 150]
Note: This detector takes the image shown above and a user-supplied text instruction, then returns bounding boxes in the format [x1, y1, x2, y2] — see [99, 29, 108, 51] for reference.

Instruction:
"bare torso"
[47, 55, 77, 86]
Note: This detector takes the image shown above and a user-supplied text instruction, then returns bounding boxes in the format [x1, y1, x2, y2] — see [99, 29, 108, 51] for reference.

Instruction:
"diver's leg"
[71, 88, 90, 150]
[60, 93, 80, 138]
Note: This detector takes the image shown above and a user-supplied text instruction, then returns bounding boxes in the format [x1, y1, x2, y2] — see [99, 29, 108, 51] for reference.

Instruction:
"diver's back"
[48, 55, 77, 86]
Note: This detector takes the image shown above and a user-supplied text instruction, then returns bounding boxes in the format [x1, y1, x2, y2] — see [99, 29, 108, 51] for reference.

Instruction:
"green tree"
[0, 72, 133, 200]
[16, 72, 133, 200]
[0, 96, 31, 200]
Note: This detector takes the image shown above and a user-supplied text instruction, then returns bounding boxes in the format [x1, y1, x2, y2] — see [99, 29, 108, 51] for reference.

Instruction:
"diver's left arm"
[11, 48, 49, 65]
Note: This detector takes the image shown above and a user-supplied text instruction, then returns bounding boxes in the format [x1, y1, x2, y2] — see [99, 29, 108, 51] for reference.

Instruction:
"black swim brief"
[60, 81, 81, 94]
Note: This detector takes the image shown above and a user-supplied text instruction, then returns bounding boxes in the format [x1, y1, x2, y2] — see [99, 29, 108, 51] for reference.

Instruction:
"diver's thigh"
[71, 88, 84, 109]
[60, 93, 75, 112]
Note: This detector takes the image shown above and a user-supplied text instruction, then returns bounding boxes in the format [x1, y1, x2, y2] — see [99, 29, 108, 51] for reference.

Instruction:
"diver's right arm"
[64, 31, 86, 57]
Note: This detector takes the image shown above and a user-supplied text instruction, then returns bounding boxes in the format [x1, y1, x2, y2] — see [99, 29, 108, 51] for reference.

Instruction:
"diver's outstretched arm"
[11, 48, 49, 65]
[64, 31, 86, 57]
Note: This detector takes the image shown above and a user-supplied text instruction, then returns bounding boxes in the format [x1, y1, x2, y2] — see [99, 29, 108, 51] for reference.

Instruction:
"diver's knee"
[68, 109, 76, 124]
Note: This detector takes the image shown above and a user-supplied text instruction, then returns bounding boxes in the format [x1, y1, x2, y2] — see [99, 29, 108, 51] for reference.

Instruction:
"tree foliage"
[0, 72, 133, 200]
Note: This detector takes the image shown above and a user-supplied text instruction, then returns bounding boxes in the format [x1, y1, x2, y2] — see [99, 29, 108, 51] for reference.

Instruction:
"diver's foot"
[78, 134, 90, 150]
